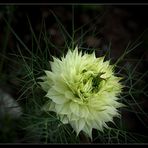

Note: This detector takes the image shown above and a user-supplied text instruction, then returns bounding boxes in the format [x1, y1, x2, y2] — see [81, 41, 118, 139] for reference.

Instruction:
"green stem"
[79, 132, 91, 143]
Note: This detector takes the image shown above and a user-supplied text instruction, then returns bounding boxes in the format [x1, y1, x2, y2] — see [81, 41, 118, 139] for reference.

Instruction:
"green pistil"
[92, 72, 105, 93]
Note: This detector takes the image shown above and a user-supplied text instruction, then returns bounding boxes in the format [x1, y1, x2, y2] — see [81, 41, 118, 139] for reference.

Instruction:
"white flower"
[39, 46, 124, 139]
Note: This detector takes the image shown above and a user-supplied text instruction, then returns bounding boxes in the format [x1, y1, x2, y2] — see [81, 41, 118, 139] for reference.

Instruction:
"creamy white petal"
[83, 123, 93, 139]
[60, 115, 69, 124]
[55, 103, 70, 115]
[76, 119, 85, 135]
[46, 88, 68, 104]
[70, 101, 79, 116]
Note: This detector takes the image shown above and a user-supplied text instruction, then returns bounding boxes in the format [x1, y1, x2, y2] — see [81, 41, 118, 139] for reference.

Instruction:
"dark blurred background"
[0, 5, 148, 143]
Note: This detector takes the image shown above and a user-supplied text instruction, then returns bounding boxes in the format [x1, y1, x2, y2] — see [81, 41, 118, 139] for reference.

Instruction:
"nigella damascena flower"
[39, 46, 124, 139]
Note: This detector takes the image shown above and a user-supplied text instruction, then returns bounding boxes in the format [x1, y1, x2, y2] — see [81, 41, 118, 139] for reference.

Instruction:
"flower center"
[73, 70, 106, 103]
[91, 72, 106, 93]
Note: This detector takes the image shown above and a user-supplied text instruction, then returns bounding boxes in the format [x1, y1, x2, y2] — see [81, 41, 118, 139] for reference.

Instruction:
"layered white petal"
[39, 46, 124, 139]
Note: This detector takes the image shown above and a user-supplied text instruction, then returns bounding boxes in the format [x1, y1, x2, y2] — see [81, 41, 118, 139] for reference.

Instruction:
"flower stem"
[79, 132, 91, 143]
